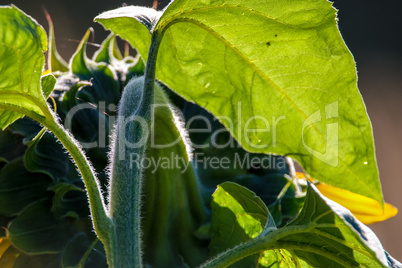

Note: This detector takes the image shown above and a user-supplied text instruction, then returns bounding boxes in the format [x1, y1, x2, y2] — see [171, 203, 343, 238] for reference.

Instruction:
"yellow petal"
[295, 172, 398, 224]
[0, 237, 19, 267]
[0, 237, 11, 258]
[316, 183, 398, 224]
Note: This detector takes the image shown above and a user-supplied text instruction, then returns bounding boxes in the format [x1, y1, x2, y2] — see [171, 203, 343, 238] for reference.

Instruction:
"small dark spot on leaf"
[275, 34, 278, 37]
[266, 42, 271, 46]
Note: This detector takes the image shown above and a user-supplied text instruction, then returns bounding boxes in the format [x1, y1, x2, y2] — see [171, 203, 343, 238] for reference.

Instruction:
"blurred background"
[8, 0, 402, 261]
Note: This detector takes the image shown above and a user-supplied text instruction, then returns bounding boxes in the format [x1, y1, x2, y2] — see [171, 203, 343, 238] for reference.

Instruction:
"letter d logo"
[302, 101, 338, 167]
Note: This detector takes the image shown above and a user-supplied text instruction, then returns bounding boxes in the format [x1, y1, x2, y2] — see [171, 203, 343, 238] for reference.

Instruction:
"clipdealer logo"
[62, 100, 339, 167]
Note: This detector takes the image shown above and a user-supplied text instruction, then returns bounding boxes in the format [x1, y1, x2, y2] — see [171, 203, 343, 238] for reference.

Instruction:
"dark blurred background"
[7, 0, 402, 260]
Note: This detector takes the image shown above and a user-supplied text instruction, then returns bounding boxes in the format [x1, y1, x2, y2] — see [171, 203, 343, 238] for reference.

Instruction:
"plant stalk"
[44, 115, 111, 247]
[199, 225, 354, 268]
[107, 32, 162, 268]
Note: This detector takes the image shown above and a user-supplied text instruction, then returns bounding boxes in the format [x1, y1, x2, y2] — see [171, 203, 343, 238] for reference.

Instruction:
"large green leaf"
[95, 0, 382, 204]
[205, 183, 399, 267]
[0, 5, 51, 129]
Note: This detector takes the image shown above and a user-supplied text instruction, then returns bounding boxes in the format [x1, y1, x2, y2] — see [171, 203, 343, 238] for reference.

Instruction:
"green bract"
[0, 1, 400, 268]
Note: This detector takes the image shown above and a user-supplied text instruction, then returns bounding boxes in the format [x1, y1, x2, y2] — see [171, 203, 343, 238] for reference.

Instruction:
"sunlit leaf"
[70, 29, 93, 77]
[0, 5, 51, 129]
[270, 184, 397, 267]
[207, 184, 400, 267]
[95, 0, 383, 205]
[95, 6, 161, 62]
[210, 182, 273, 267]
[41, 74, 57, 99]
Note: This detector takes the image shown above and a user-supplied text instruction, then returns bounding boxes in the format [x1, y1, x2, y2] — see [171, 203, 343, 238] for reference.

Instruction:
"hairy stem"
[143, 33, 162, 105]
[107, 32, 162, 268]
[199, 236, 269, 268]
[199, 225, 354, 268]
[43, 115, 111, 246]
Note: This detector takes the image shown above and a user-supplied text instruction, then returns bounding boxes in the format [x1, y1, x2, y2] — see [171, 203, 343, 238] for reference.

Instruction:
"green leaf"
[8, 117, 43, 143]
[94, 6, 161, 62]
[41, 74, 57, 99]
[267, 184, 396, 267]
[49, 183, 87, 220]
[203, 184, 400, 267]
[0, 5, 51, 129]
[7, 199, 73, 254]
[0, 159, 52, 217]
[258, 249, 307, 268]
[25, 130, 70, 180]
[209, 182, 273, 267]
[0, 129, 26, 163]
[96, 0, 383, 204]
[288, 184, 396, 267]
[234, 174, 305, 227]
